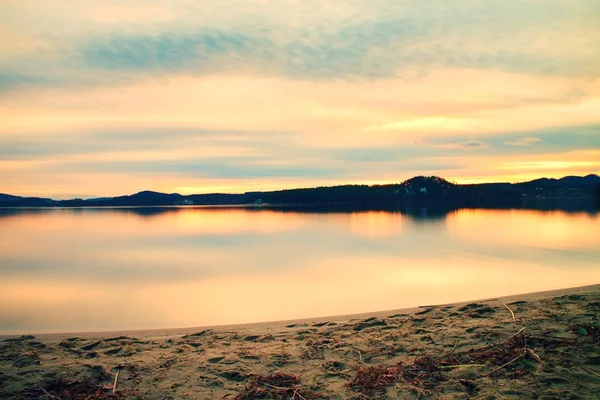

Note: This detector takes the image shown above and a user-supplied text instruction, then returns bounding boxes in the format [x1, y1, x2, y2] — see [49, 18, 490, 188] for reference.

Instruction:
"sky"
[1, 0, 599, 199]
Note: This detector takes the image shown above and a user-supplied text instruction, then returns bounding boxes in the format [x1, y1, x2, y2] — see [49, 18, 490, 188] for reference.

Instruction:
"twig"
[112, 365, 124, 394]
[439, 364, 486, 369]
[501, 326, 526, 344]
[501, 326, 526, 342]
[263, 383, 291, 390]
[40, 387, 57, 400]
[112, 370, 120, 394]
[485, 351, 526, 377]
[500, 302, 516, 322]
[432, 343, 457, 362]
[292, 388, 307, 400]
[527, 348, 542, 363]
[357, 350, 363, 363]
[262, 383, 307, 399]
[485, 327, 527, 351]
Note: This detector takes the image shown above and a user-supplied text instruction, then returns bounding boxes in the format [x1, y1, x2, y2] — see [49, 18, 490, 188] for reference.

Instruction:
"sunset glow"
[1, 1, 599, 198]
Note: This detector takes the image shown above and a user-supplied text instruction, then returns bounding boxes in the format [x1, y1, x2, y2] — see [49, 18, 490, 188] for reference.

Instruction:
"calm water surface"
[0, 207, 598, 334]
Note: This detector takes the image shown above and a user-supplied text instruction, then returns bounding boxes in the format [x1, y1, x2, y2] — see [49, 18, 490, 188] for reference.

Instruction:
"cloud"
[0, 128, 294, 159]
[435, 140, 489, 150]
[434, 126, 600, 154]
[1, 0, 599, 92]
[81, 30, 271, 72]
[52, 11, 600, 82]
[1, 124, 598, 183]
[1, 1, 599, 196]
[504, 137, 542, 146]
[0, 73, 53, 91]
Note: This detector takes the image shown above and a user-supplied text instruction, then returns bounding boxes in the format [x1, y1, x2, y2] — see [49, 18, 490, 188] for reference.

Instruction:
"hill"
[523, 174, 600, 187]
[1, 174, 598, 208]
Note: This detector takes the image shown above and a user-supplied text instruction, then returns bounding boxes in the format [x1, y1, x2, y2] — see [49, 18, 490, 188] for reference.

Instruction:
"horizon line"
[3, 173, 599, 202]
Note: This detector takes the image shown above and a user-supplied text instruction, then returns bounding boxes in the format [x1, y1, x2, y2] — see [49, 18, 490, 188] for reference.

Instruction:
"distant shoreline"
[2, 174, 599, 208]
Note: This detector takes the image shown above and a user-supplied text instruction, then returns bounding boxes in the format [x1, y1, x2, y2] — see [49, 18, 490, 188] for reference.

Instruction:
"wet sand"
[1, 284, 599, 399]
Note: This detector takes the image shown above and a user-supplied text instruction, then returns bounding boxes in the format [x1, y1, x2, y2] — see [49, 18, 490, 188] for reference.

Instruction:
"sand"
[1, 284, 599, 399]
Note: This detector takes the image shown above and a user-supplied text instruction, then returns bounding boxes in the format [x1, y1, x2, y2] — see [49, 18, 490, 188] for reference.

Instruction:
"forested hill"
[1, 174, 599, 208]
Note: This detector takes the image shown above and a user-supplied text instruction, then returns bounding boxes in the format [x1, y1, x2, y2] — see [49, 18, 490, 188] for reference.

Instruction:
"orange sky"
[1, 1, 599, 198]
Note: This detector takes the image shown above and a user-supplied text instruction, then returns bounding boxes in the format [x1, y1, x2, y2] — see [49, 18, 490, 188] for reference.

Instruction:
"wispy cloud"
[1, 0, 599, 91]
[504, 137, 542, 146]
[434, 140, 489, 150]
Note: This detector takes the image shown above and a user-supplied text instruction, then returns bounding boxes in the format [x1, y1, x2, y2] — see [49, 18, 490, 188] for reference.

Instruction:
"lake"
[0, 206, 598, 335]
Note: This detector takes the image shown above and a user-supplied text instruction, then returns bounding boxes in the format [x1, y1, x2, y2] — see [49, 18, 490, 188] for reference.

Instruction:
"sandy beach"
[1, 284, 599, 399]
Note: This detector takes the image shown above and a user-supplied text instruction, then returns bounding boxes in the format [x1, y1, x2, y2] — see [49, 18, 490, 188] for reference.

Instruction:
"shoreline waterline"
[3, 282, 598, 340]
[2, 282, 599, 399]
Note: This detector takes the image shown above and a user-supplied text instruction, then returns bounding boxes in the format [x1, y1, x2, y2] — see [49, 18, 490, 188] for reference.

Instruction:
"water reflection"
[0, 206, 598, 334]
